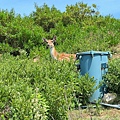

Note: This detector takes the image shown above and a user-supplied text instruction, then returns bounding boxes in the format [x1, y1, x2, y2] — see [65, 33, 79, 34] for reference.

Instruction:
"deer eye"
[51, 40, 54, 43]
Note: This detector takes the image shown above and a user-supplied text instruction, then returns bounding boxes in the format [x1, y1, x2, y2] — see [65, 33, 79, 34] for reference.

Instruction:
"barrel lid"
[76, 50, 111, 56]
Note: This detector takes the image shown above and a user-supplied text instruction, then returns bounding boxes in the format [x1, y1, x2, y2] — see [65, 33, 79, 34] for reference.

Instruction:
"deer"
[43, 36, 76, 61]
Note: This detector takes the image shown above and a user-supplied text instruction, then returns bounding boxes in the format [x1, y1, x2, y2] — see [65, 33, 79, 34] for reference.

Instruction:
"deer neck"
[50, 46, 59, 60]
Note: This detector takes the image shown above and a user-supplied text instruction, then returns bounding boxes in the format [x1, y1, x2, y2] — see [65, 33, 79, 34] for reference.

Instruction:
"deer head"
[43, 36, 56, 49]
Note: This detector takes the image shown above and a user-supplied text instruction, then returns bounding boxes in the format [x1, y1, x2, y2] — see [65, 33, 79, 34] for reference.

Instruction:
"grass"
[68, 107, 120, 120]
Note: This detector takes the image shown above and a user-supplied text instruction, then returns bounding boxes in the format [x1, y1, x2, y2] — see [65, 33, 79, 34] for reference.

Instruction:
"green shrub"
[10, 87, 49, 120]
[0, 10, 45, 50]
[0, 58, 49, 120]
[0, 56, 95, 120]
[33, 3, 62, 32]
[105, 59, 120, 94]
[0, 43, 13, 53]
[0, 2, 120, 120]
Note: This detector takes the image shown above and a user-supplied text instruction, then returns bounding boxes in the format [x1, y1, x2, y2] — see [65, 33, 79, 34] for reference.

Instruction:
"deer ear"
[43, 38, 47, 43]
[53, 36, 56, 43]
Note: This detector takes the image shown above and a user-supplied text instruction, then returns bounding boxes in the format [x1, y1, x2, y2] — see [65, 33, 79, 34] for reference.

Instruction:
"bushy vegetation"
[0, 54, 95, 119]
[105, 59, 120, 94]
[0, 2, 120, 120]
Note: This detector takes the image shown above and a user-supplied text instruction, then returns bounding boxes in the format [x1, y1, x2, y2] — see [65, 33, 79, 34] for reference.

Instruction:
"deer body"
[43, 37, 76, 61]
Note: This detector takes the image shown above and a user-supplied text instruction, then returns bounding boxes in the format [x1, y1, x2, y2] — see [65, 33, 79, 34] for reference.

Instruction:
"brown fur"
[43, 36, 76, 61]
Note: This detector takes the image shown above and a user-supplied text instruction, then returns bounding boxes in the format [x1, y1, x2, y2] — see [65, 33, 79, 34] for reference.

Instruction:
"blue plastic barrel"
[76, 51, 111, 102]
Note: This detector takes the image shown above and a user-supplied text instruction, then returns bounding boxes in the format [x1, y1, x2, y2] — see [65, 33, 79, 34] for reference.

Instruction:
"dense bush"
[0, 1, 120, 119]
[105, 59, 120, 94]
[0, 54, 95, 119]
[32, 4, 62, 32]
[0, 10, 45, 50]
[0, 56, 49, 120]
[1, 2, 120, 54]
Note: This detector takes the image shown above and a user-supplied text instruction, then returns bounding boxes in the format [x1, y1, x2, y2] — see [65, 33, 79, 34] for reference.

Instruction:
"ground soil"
[68, 107, 120, 120]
